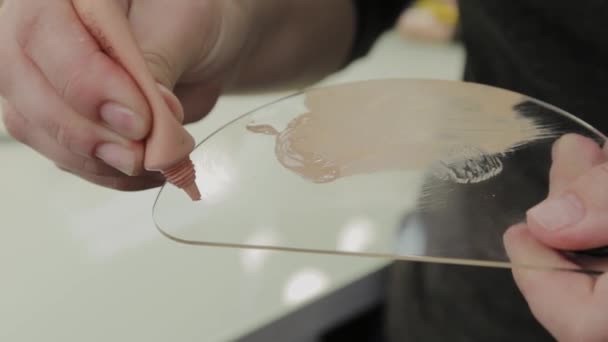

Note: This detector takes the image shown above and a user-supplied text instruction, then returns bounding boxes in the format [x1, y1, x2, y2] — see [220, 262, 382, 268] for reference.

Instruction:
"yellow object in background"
[397, 0, 459, 42]
[413, 0, 459, 27]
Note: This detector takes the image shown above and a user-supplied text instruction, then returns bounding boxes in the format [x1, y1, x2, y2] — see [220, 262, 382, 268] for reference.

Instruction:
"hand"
[0, 0, 251, 190]
[504, 134, 608, 342]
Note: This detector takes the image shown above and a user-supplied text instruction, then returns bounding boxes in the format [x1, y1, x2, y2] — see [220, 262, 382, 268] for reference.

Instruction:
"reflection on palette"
[153, 79, 608, 273]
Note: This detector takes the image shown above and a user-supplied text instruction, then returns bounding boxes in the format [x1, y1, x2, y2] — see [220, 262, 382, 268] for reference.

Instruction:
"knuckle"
[14, 9, 43, 52]
[60, 61, 88, 101]
[48, 119, 97, 157]
[50, 120, 73, 152]
[142, 50, 176, 87]
[60, 50, 103, 102]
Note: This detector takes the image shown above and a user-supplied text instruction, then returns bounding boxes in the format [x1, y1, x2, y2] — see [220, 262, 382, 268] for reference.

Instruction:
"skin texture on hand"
[0, 0, 355, 191]
[72, 0, 197, 171]
[0, 0, 157, 189]
[504, 134, 608, 342]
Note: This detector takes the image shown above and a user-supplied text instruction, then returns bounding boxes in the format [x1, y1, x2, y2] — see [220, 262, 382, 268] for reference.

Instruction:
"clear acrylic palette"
[153, 79, 608, 274]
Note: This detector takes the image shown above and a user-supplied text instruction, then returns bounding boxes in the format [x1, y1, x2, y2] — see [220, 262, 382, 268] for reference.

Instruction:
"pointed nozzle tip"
[184, 182, 201, 201]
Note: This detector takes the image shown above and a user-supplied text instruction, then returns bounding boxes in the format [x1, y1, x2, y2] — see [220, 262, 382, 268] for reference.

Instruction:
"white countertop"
[0, 32, 463, 341]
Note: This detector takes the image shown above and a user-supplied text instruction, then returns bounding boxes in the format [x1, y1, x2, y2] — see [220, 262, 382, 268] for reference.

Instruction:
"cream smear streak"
[246, 80, 555, 184]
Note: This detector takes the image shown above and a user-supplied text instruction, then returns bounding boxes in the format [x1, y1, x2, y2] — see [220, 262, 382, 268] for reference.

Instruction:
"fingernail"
[527, 194, 585, 230]
[100, 102, 143, 136]
[95, 143, 136, 176]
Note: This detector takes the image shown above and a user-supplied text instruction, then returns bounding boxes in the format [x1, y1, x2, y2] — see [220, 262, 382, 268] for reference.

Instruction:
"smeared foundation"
[246, 124, 279, 136]
[432, 145, 503, 184]
[246, 79, 556, 184]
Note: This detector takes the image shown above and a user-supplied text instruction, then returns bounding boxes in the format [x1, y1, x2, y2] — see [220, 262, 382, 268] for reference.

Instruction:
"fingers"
[548, 134, 605, 196]
[9, 55, 144, 175]
[7, 54, 128, 159]
[19, 0, 151, 141]
[504, 224, 595, 342]
[10, 53, 146, 176]
[1, 0, 218, 192]
[527, 134, 608, 250]
[2, 98, 124, 177]
[1, 1, 152, 179]
[2, 99, 162, 191]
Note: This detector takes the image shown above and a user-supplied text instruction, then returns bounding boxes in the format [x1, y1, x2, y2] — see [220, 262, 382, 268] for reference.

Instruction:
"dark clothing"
[352, 1, 608, 131]
[350, 1, 608, 341]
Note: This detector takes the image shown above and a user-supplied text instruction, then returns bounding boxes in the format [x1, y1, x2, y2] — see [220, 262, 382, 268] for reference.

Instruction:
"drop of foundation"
[245, 80, 556, 184]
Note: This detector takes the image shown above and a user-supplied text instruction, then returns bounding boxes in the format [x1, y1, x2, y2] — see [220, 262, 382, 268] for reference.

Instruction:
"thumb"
[126, 0, 203, 88]
[127, 0, 222, 123]
[527, 135, 608, 251]
[547, 134, 605, 196]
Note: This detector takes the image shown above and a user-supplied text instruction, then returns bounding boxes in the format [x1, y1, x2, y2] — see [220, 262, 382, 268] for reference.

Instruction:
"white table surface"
[0, 32, 463, 341]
